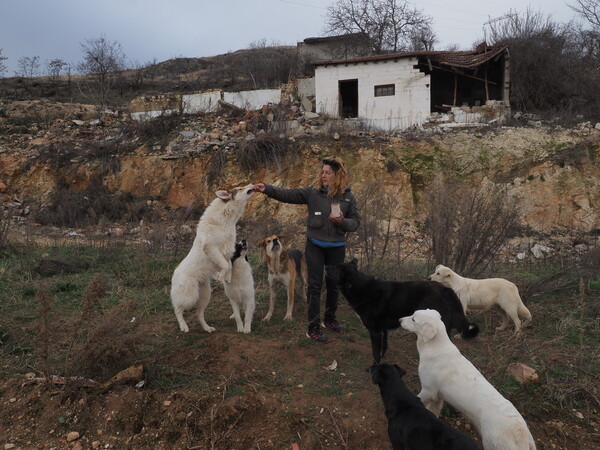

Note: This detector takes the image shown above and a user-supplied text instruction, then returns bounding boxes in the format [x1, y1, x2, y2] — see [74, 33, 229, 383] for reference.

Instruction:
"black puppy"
[370, 364, 481, 450]
[330, 259, 479, 363]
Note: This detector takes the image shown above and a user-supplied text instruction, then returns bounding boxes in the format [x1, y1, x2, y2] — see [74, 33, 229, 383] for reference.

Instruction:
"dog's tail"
[518, 302, 532, 322]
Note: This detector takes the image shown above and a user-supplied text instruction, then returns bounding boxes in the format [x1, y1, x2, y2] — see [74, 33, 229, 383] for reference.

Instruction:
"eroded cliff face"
[0, 100, 598, 234]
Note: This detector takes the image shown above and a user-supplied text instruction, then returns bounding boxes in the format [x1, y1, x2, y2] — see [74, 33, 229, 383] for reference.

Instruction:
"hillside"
[0, 99, 599, 449]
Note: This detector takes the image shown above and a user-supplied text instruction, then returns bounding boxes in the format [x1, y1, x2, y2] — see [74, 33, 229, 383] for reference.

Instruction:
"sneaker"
[306, 328, 330, 343]
[323, 320, 343, 333]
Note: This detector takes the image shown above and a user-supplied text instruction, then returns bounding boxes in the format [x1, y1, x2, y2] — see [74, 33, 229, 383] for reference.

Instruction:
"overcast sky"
[0, 0, 578, 76]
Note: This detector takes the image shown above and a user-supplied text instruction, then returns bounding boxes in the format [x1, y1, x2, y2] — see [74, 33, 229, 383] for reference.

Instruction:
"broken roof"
[313, 43, 509, 70]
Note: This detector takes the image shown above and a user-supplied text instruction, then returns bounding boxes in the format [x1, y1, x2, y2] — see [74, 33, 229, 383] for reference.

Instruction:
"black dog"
[370, 364, 480, 450]
[330, 259, 479, 363]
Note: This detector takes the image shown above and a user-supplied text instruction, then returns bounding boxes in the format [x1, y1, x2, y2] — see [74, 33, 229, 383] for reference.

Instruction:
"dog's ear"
[393, 364, 406, 378]
[215, 190, 231, 201]
[419, 321, 438, 342]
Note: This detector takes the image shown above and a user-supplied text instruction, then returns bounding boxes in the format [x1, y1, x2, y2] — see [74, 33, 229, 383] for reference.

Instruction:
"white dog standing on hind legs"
[429, 264, 532, 334]
[224, 239, 255, 333]
[171, 184, 256, 333]
[401, 309, 536, 450]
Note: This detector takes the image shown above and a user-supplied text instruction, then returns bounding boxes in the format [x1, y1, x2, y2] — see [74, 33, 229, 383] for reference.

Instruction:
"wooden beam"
[419, 62, 498, 85]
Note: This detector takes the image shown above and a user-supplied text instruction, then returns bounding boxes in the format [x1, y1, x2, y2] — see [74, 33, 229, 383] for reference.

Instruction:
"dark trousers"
[305, 239, 346, 330]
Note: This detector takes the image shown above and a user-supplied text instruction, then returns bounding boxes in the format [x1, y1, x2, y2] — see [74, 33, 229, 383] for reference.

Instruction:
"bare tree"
[46, 58, 69, 85]
[77, 35, 126, 106]
[0, 49, 7, 77]
[323, 0, 435, 53]
[15, 55, 40, 77]
[570, 0, 600, 28]
[484, 7, 600, 116]
[408, 24, 437, 51]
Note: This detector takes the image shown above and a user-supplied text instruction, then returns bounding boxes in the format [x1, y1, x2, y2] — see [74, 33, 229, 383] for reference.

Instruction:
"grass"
[0, 236, 599, 448]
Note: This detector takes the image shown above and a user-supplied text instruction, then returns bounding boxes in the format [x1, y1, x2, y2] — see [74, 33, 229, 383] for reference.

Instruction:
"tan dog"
[257, 235, 307, 322]
[429, 264, 532, 334]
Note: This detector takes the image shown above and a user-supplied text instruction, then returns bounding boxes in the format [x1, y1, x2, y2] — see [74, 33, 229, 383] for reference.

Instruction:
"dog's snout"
[427, 276, 431, 281]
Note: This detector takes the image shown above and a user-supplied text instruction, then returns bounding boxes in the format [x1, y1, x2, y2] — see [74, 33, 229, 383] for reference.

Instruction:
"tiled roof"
[313, 43, 509, 70]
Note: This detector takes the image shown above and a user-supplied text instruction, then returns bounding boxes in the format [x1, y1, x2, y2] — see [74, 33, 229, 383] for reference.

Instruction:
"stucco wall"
[314, 58, 430, 131]
[182, 91, 221, 114]
[223, 89, 281, 110]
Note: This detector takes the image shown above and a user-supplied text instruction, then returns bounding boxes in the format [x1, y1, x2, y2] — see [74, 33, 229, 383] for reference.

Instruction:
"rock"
[506, 363, 538, 383]
[92, 441, 101, 449]
[66, 431, 80, 441]
[4, 444, 16, 449]
[304, 111, 319, 119]
[72, 120, 85, 126]
[333, 132, 340, 141]
[595, 122, 600, 130]
[179, 130, 197, 139]
[516, 252, 527, 260]
[531, 243, 551, 258]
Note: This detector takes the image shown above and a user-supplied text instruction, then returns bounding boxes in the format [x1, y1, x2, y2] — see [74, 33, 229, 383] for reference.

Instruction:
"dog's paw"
[203, 326, 216, 333]
[262, 314, 272, 322]
[179, 324, 190, 333]
[242, 327, 251, 334]
[283, 314, 293, 321]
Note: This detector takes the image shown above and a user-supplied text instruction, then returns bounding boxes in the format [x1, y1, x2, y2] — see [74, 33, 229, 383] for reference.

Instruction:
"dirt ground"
[1, 287, 599, 450]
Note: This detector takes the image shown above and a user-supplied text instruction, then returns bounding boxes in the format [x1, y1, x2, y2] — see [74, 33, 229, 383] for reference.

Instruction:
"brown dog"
[257, 235, 307, 322]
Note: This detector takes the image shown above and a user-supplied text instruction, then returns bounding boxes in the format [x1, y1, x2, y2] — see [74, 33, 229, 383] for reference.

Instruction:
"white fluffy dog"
[171, 184, 256, 333]
[224, 239, 255, 333]
[400, 309, 536, 450]
[429, 264, 532, 334]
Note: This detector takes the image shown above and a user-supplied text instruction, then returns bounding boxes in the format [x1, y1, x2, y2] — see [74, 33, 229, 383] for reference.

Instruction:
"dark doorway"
[339, 79, 358, 118]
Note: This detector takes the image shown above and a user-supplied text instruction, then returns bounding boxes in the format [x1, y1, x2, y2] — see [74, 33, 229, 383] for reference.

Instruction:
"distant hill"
[0, 45, 302, 107]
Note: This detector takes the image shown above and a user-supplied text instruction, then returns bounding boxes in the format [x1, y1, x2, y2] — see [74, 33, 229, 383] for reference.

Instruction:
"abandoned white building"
[313, 43, 510, 131]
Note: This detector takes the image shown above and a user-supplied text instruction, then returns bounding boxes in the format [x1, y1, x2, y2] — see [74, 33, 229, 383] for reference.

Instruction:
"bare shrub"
[485, 7, 600, 118]
[34, 282, 54, 377]
[130, 112, 184, 143]
[424, 176, 520, 277]
[206, 148, 227, 186]
[349, 182, 423, 279]
[235, 133, 299, 172]
[34, 177, 157, 228]
[79, 274, 108, 326]
[70, 300, 142, 379]
[0, 206, 11, 249]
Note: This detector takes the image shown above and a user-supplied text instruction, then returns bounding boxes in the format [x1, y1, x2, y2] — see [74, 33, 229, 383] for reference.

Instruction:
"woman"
[255, 156, 361, 342]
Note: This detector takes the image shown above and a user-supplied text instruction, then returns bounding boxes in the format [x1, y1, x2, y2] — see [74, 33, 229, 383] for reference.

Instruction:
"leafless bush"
[0, 207, 11, 249]
[34, 282, 54, 377]
[349, 182, 423, 279]
[70, 300, 142, 379]
[206, 148, 227, 186]
[235, 133, 299, 172]
[485, 7, 600, 117]
[34, 177, 157, 228]
[424, 176, 520, 277]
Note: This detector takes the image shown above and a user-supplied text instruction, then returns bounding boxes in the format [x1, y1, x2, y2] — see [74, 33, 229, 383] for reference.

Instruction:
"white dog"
[400, 309, 536, 450]
[429, 264, 532, 334]
[171, 184, 256, 333]
[224, 239, 255, 333]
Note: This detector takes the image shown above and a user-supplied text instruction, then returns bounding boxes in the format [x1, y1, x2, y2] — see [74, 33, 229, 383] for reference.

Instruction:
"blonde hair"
[314, 156, 349, 198]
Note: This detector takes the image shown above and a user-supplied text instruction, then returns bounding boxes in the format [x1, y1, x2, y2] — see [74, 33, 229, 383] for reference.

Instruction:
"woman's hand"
[254, 183, 266, 193]
[329, 211, 344, 223]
